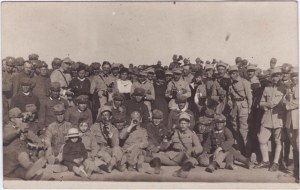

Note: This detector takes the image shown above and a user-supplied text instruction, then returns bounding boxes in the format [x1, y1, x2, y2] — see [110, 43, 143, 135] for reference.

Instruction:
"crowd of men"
[2, 54, 299, 182]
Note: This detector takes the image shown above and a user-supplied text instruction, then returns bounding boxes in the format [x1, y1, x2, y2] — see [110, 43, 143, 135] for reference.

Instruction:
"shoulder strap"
[57, 70, 69, 87]
[231, 81, 245, 99]
[176, 130, 188, 150]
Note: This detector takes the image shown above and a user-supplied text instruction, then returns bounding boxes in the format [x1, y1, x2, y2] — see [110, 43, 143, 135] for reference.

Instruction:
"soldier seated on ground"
[62, 128, 89, 178]
[199, 114, 250, 173]
[120, 111, 148, 172]
[149, 112, 202, 178]
[194, 113, 214, 145]
[90, 105, 124, 173]
[104, 92, 127, 121]
[4, 108, 47, 180]
[24, 104, 40, 135]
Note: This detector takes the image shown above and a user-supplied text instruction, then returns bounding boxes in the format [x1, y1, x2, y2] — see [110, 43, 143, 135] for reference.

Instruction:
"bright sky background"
[2, 2, 298, 69]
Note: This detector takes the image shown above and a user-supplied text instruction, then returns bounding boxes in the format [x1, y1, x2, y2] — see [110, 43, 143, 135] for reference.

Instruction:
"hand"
[74, 158, 80, 164]
[65, 89, 74, 96]
[97, 90, 102, 97]
[213, 147, 222, 159]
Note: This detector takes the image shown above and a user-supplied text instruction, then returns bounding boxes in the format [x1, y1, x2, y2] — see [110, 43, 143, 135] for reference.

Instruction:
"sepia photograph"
[1, 1, 299, 189]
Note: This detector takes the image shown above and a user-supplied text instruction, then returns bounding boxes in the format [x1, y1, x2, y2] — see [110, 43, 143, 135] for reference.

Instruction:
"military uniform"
[227, 66, 252, 156]
[11, 71, 36, 97]
[65, 106, 93, 127]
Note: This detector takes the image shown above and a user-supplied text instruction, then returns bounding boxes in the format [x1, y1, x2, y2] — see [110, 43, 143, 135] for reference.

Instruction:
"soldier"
[3, 107, 46, 180]
[165, 67, 191, 110]
[125, 87, 150, 124]
[105, 93, 127, 120]
[193, 70, 207, 117]
[15, 57, 25, 73]
[90, 62, 101, 77]
[40, 82, 68, 128]
[227, 65, 252, 157]
[283, 67, 299, 182]
[24, 104, 40, 135]
[200, 114, 250, 173]
[238, 59, 249, 79]
[131, 71, 155, 118]
[169, 54, 181, 69]
[65, 95, 93, 127]
[120, 111, 148, 172]
[11, 78, 40, 112]
[145, 67, 156, 84]
[182, 65, 194, 84]
[149, 112, 202, 178]
[69, 64, 91, 100]
[194, 110, 215, 145]
[254, 68, 285, 171]
[90, 105, 124, 172]
[167, 95, 195, 132]
[50, 57, 73, 101]
[11, 60, 36, 97]
[90, 61, 115, 108]
[114, 67, 132, 100]
[49, 58, 62, 75]
[165, 70, 173, 84]
[111, 63, 120, 82]
[44, 104, 72, 164]
[70, 62, 80, 79]
[265, 58, 277, 77]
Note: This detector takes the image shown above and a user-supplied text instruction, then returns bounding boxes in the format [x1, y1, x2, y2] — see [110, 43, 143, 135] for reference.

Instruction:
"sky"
[2, 2, 298, 69]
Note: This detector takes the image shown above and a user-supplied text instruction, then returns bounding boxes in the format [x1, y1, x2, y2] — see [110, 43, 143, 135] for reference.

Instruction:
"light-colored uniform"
[165, 79, 191, 110]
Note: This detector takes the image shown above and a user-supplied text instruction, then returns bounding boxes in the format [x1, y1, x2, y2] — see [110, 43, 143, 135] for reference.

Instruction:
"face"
[11, 117, 23, 125]
[93, 69, 100, 76]
[165, 75, 173, 82]
[52, 64, 60, 70]
[215, 122, 225, 130]
[79, 122, 89, 133]
[206, 69, 213, 78]
[85, 71, 90, 77]
[113, 99, 122, 108]
[147, 73, 155, 81]
[21, 85, 31, 93]
[179, 120, 190, 132]
[20, 131, 29, 141]
[131, 74, 137, 81]
[282, 73, 290, 81]
[270, 63, 276, 69]
[16, 65, 24, 72]
[28, 113, 36, 122]
[102, 64, 111, 74]
[157, 78, 165, 85]
[178, 102, 186, 110]
[70, 137, 78, 143]
[173, 73, 181, 81]
[183, 68, 190, 76]
[78, 70, 86, 79]
[40, 67, 48, 76]
[112, 69, 119, 77]
[247, 70, 255, 79]
[134, 95, 143, 102]
[51, 90, 60, 99]
[56, 114, 65, 123]
[24, 63, 33, 75]
[101, 111, 112, 123]
[6, 65, 14, 73]
[115, 122, 125, 131]
[217, 67, 226, 77]
[153, 118, 162, 126]
[138, 75, 146, 82]
[78, 103, 87, 111]
[271, 74, 281, 84]
[195, 76, 202, 83]
[229, 71, 239, 80]
[120, 72, 128, 80]
[292, 76, 298, 84]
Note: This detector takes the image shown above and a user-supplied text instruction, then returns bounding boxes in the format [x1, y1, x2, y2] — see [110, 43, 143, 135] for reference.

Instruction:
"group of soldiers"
[2, 54, 299, 182]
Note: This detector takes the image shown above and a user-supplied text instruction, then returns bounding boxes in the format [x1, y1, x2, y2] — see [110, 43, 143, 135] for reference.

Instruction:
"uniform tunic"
[65, 107, 93, 127]
[69, 77, 91, 99]
[167, 109, 195, 131]
[11, 71, 36, 97]
[90, 73, 115, 106]
[10, 92, 40, 112]
[50, 67, 72, 91]
[105, 101, 127, 120]
[165, 79, 191, 110]
[124, 99, 150, 124]
[145, 122, 171, 153]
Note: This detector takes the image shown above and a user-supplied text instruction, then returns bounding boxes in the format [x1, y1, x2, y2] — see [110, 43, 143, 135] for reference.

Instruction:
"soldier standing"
[227, 65, 252, 157]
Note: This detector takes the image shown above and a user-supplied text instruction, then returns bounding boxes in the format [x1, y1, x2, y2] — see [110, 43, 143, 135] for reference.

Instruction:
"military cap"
[113, 93, 125, 101]
[76, 64, 86, 72]
[62, 57, 73, 64]
[271, 67, 282, 76]
[131, 111, 141, 120]
[133, 87, 145, 96]
[5, 56, 15, 66]
[9, 107, 23, 118]
[205, 60, 211, 65]
[28, 53, 39, 61]
[25, 104, 37, 114]
[179, 112, 191, 121]
[175, 95, 187, 103]
[111, 63, 120, 70]
[198, 116, 212, 125]
[216, 62, 227, 68]
[145, 67, 155, 74]
[139, 71, 147, 77]
[270, 58, 277, 64]
[66, 128, 80, 138]
[173, 67, 182, 74]
[53, 104, 66, 115]
[50, 82, 61, 91]
[20, 78, 32, 86]
[281, 63, 292, 74]
[228, 65, 239, 72]
[235, 57, 242, 63]
[214, 114, 226, 123]
[99, 105, 112, 114]
[205, 109, 215, 118]
[112, 114, 126, 123]
[15, 57, 25, 66]
[52, 58, 62, 66]
[38, 61, 48, 69]
[77, 95, 89, 104]
[291, 67, 299, 77]
[152, 109, 163, 119]
[205, 64, 214, 71]
[165, 70, 173, 75]
[90, 62, 101, 69]
[246, 65, 257, 71]
[120, 67, 129, 74]
[195, 57, 201, 62]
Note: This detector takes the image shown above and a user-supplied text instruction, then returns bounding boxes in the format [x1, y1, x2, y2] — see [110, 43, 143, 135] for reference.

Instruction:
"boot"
[136, 164, 143, 172]
[206, 161, 217, 173]
[149, 158, 161, 174]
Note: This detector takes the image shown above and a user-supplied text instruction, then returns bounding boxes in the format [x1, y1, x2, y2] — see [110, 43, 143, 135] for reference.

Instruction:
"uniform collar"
[77, 77, 86, 82]
[214, 129, 223, 134]
[22, 92, 31, 96]
[50, 97, 61, 101]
